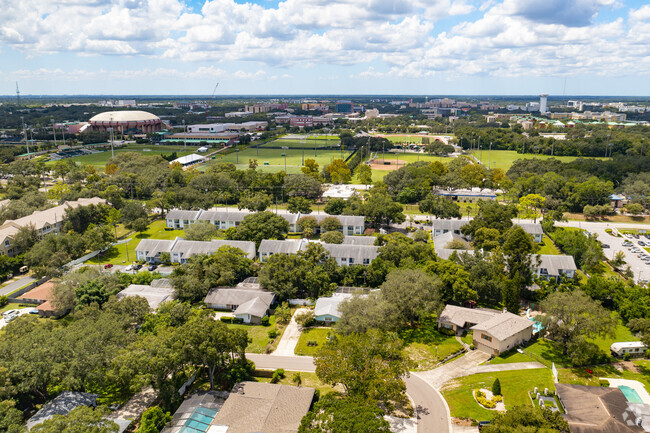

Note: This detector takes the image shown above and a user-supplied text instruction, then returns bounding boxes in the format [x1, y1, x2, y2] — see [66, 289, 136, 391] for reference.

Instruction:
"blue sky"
[1, 0, 649, 96]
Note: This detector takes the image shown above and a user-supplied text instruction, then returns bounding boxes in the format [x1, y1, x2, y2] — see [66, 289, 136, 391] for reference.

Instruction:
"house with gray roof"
[432, 218, 468, 237]
[166, 209, 203, 229]
[435, 188, 497, 201]
[321, 243, 379, 266]
[471, 311, 533, 355]
[204, 288, 275, 324]
[518, 222, 544, 243]
[314, 293, 353, 323]
[438, 305, 533, 355]
[27, 392, 98, 430]
[135, 238, 256, 263]
[117, 280, 175, 310]
[257, 239, 307, 262]
[209, 382, 314, 433]
[534, 254, 577, 280]
[312, 214, 365, 235]
[433, 232, 473, 260]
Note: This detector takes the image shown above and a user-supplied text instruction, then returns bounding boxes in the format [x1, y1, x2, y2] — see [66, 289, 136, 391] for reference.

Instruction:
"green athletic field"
[208, 147, 353, 174]
[471, 150, 610, 171]
[259, 137, 340, 149]
[52, 145, 195, 168]
[370, 152, 451, 164]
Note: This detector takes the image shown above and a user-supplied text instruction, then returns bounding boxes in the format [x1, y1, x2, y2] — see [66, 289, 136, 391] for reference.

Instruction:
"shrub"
[295, 311, 315, 328]
[271, 368, 285, 383]
[220, 316, 232, 323]
[438, 327, 456, 336]
[476, 394, 496, 409]
[493, 395, 503, 402]
[469, 344, 475, 350]
[475, 390, 485, 398]
[307, 340, 318, 347]
[268, 328, 278, 339]
[264, 344, 274, 354]
[492, 378, 502, 396]
[599, 379, 610, 387]
[624, 353, 631, 361]
[136, 406, 172, 433]
[292, 372, 302, 387]
[0, 295, 8, 308]
[261, 316, 270, 326]
[232, 317, 244, 324]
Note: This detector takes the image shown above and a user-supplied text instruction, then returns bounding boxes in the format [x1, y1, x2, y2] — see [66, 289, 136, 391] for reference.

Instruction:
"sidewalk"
[272, 308, 309, 356]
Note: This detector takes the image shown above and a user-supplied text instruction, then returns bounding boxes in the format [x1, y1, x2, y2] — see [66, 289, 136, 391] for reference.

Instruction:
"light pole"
[183, 120, 188, 151]
[108, 128, 115, 158]
[51, 119, 57, 147]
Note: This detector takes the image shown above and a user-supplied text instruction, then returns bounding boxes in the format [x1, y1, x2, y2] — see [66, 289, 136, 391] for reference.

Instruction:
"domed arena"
[88, 111, 163, 133]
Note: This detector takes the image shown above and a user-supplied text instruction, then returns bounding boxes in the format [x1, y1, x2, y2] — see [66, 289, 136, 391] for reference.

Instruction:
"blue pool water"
[619, 385, 644, 404]
[530, 318, 543, 334]
[179, 407, 219, 433]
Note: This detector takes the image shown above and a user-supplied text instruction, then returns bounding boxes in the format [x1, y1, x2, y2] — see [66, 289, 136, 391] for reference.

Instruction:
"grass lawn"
[586, 315, 638, 357]
[253, 370, 341, 395]
[208, 148, 352, 174]
[461, 331, 473, 346]
[399, 318, 463, 371]
[228, 315, 287, 353]
[537, 235, 561, 255]
[557, 361, 650, 391]
[295, 327, 334, 356]
[260, 138, 340, 149]
[441, 368, 553, 421]
[58, 145, 194, 168]
[489, 339, 572, 368]
[371, 151, 452, 164]
[91, 219, 185, 265]
[470, 150, 609, 171]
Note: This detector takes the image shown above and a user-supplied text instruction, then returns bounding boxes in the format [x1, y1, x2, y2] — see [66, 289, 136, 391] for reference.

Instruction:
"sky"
[1, 0, 649, 96]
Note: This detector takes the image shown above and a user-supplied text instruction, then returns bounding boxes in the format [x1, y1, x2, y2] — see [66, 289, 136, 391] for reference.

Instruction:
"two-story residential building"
[534, 254, 577, 280]
[135, 238, 256, 263]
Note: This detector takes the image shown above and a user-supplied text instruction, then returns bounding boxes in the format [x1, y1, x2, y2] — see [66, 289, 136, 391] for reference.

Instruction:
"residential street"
[0, 276, 35, 296]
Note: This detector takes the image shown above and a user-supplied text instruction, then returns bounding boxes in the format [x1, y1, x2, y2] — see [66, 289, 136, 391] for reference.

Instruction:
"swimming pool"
[530, 318, 543, 334]
[179, 406, 219, 433]
[619, 385, 644, 404]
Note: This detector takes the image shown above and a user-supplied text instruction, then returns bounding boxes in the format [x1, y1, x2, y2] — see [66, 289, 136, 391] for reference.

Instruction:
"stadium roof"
[89, 111, 160, 122]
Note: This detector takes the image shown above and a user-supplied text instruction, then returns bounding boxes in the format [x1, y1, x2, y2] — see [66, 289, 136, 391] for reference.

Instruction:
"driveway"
[417, 350, 491, 389]
[247, 354, 316, 372]
[0, 308, 34, 329]
[0, 276, 35, 296]
[272, 308, 309, 356]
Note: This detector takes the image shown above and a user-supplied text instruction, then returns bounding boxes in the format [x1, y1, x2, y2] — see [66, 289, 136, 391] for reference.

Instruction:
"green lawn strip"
[441, 368, 553, 421]
[253, 370, 341, 395]
[228, 315, 286, 353]
[537, 235, 561, 255]
[399, 317, 463, 371]
[63, 145, 195, 167]
[261, 138, 340, 149]
[555, 362, 650, 390]
[295, 327, 334, 356]
[91, 220, 185, 265]
[489, 339, 572, 368]
[461, 331, 473, 346]
[585, 315, 638, 357]
[216, 148, 351, 167]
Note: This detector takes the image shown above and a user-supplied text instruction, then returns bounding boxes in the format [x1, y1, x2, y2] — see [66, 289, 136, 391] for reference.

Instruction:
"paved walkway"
[272, 308, 309, 356]
[107, 386, 158, 430]
[602, 378, 650, 405]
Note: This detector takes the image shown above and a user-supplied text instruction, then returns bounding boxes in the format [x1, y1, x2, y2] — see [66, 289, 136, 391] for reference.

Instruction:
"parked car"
[104, 263, 114, 269]
[124, 264, 134, 272]
[147, 264, 157, 271]
[2, 309, 19, 320]
[133, 264, 142, 270]
[478, 421, 491, 430]
[29, 308, 39, 315]
[602, 244, 610, 249]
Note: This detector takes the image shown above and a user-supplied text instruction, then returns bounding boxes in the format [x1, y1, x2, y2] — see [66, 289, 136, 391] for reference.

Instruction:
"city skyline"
[2, 0, 650, 96]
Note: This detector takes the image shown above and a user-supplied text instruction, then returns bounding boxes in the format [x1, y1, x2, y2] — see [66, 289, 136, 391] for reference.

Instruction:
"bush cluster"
[220, 317, 244, 324]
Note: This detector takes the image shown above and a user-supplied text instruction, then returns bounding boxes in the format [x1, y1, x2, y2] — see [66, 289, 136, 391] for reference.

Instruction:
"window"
[481, 334, 492, 342]
[349, 258, 354, 264]
[363, 258, 370, 265]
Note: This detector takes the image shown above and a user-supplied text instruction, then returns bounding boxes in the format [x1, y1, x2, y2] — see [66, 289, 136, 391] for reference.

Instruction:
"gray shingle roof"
[314, 293, 353, 318]
[517, 222, 544, 235]
[258, 239, 306, 255]
[204, 288, 274, 308]
[536, 254, 577, 275]
[471, 312, 533, 340]
[197, 210, 249, 222]
[234, 297, 271, 318]
[135, 239, 175, 256]
[322, 243, 379, 261]
[342, 236, 376, 245]
[210, 382, 314, 433]
[438, 305, 501, 328]
[117, 284, 175, 309]
[313, 214, 365, 226]
[27, 392, 98, 429]
[432, 218, 469, 232]
[167, 209, 201, 220]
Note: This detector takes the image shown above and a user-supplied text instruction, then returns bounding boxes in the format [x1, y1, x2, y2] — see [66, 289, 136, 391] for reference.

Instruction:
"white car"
[2, 309, 19, 319]
[124, 264, 134, 272]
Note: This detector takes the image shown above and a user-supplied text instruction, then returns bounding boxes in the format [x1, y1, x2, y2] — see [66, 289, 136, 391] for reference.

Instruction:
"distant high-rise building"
[539, 94, 549, 114]
[335, 101, 353, 113]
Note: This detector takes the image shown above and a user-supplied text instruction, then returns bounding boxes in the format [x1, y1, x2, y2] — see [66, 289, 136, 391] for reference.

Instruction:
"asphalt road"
[0, 276, 35, 296]
[406, 374, 450, 433]
[246, 353, 450, 433]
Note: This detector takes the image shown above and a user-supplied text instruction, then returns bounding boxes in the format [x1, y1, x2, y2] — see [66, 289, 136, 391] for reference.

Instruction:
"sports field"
[374, 134, 451, 145]
[53, 145, 195, 168]
[259, 137, 340, 149]
[471, 150, 609, 171]
[208, 147, 353, 174]
[370, 151, 450, 164]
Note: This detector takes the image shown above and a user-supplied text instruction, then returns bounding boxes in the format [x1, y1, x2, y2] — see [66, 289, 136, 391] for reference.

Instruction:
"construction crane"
[15, 82, 21, 105]
[211, 83, 219, 99]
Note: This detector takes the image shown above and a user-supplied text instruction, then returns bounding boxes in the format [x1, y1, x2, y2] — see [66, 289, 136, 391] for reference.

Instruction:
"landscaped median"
[441, 368, 555, 421]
